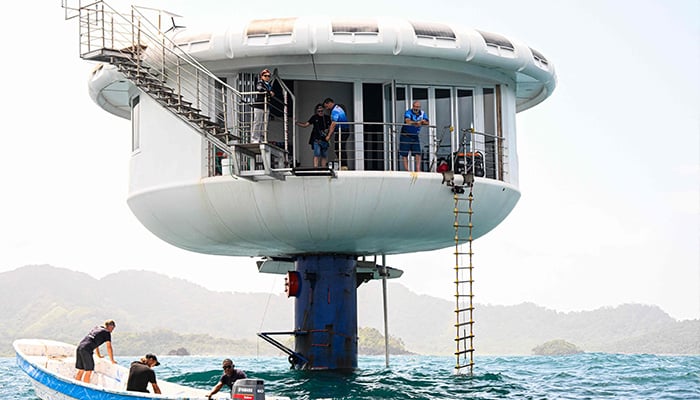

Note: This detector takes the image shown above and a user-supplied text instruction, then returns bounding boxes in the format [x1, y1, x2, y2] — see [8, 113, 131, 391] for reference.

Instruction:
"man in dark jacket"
[251, 68, 275, 143]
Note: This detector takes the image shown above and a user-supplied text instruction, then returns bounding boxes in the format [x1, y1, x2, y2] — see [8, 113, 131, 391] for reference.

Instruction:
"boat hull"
[12, 339, 230, 400]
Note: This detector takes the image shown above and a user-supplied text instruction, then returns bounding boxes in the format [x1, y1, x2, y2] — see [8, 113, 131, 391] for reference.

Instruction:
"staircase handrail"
[72, 1, 236, 154]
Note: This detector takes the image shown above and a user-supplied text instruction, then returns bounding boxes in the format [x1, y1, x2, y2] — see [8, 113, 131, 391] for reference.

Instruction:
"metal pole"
[381, 254, 389, 367]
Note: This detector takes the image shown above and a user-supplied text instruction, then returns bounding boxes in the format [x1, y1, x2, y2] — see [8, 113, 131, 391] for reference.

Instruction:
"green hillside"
[1, 265, 697, 357]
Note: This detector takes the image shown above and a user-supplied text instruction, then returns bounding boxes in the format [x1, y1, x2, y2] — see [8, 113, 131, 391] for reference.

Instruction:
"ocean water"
[2, 354, 698, 399]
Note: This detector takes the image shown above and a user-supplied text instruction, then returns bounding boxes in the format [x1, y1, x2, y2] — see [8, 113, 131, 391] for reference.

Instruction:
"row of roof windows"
[245, 18, 516, 48]
[247, 18, 456, 39]
[242, 18, 545, 68]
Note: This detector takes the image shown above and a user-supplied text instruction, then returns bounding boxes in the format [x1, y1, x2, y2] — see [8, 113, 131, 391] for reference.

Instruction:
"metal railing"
[305, 121, 508, 180]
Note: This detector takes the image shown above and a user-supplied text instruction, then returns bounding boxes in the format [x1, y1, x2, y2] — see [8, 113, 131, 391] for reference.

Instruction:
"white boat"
[14, 338, 287, 400]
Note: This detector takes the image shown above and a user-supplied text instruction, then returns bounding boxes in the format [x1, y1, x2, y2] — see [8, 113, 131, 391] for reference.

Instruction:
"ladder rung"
[454, 349, 475, 355]
[454, 306, 474, 313]
[453, 280, 474, 284]
[455, 321, 474, 327]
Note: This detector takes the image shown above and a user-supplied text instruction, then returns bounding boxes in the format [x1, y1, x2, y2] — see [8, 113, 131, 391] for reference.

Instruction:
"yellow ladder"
[453, 184, 475, 375]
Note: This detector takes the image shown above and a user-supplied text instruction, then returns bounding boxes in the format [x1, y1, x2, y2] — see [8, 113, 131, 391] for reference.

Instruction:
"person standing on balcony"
[400, 101, 429, 172]
[323, 98, 350, 169]
[252, 68, 275, 143]
[296, 103, 331, 167]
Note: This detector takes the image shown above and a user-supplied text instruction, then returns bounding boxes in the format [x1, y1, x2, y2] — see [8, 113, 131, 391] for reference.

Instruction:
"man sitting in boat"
[206, 358, 247, 399]
[126, 353, 162, 394]
[75, 319, 116, 383]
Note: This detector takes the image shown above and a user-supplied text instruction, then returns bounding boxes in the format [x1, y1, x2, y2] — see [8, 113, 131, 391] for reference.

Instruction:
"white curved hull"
[127, 172, 520, 257]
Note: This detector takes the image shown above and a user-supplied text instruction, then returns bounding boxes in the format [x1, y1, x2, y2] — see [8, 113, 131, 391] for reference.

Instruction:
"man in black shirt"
[75, 319, 116, 383]
[126, 353, 161, 394]
[207, 358, 247, 399]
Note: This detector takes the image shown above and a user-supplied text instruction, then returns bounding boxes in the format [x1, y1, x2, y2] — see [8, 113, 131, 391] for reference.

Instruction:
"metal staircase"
[62, 0, 293, 181]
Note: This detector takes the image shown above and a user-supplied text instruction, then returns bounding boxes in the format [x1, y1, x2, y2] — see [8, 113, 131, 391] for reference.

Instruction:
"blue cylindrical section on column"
[294, 255, 358, 370]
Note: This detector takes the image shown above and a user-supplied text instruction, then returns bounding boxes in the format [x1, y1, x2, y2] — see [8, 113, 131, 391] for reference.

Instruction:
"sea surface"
[2, 353, 698, 399]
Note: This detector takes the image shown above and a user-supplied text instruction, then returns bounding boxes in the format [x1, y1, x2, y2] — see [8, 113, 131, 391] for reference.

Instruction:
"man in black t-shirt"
[75, 319, 116, 383]
[296, 103, 332, 167]
[206, 358, 247, 399]
[126, 353, 161, 394]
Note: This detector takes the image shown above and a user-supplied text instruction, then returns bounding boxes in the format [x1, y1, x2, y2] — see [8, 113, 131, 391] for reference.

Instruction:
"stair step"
[173, 104, 201, 114]
[141, 84, 175, 95]
[160, 96, 192, 107]
[134, 76, 162, 85]
[115, 62, 150, 71]
[215, 132, 240, 143]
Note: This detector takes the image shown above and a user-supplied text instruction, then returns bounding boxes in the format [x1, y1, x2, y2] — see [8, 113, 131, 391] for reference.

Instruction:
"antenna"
[164, 16, 186, 33]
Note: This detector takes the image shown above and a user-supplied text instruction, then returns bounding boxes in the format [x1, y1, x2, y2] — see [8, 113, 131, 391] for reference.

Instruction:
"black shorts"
[75, 347, 95, 371]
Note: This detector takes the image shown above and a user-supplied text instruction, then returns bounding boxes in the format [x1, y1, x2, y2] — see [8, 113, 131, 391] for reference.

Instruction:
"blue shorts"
[313, 140, 329, 158]
[399, 134, 421, 157]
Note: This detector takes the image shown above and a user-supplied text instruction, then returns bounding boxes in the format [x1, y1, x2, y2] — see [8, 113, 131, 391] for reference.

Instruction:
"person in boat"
[296, 103, 331, 167]
[323, 97, 350, 170]
[126, 353, 162, 394]
[206, 358, 247, 399]
[252, 68, 275, 143]
[74, 319, 116, 383]
[400, 101, 429, 172]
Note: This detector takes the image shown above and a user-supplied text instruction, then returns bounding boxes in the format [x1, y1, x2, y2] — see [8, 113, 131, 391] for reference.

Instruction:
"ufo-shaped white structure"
[65, 1, 556, 370]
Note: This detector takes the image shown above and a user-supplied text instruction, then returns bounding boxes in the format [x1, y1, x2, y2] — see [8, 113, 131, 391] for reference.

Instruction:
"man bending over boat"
[207, 358, 247, 399]
[75, 319, 116, 383]
[126, 353, 162, 394]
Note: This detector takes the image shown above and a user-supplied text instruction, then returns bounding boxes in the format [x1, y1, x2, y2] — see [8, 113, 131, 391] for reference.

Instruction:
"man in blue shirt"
[400, 101, 429, 172]
[323, 97, 350, 169]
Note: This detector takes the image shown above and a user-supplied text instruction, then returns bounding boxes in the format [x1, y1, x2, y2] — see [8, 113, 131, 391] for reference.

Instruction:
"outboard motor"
[232, 379, 265, 400]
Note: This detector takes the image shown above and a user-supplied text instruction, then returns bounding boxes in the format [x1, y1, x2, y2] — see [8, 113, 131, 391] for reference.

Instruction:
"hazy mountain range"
[1, 265, 697, 357]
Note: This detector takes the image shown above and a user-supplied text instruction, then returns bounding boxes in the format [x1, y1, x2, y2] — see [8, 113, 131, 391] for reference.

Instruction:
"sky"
[1, 1, 698, 321]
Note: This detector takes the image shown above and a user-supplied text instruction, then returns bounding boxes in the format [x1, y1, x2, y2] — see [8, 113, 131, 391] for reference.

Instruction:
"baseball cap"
[145, 353, 160, 366]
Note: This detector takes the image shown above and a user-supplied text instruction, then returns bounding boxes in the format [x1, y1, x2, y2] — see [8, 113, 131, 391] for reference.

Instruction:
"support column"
[293, 255, 358, 370]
